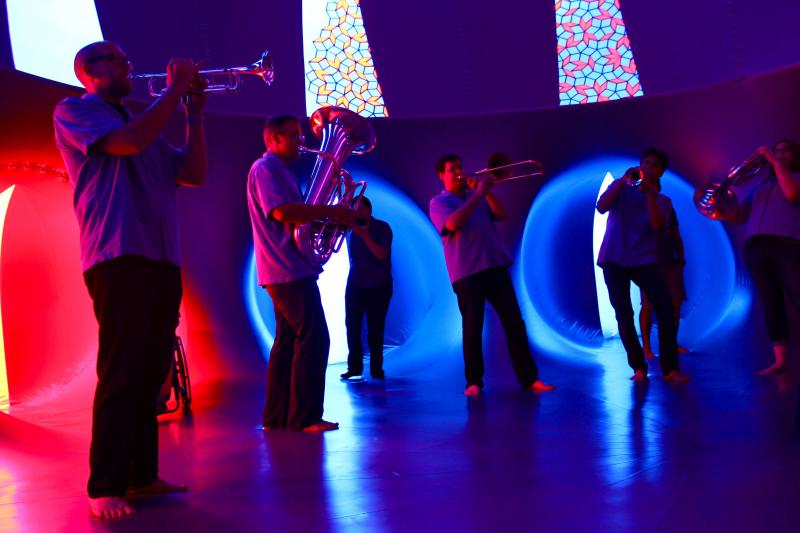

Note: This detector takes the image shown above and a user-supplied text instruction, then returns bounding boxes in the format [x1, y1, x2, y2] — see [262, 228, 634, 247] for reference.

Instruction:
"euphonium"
[693, 151, 770, 220]
[294, 106, 375, 266]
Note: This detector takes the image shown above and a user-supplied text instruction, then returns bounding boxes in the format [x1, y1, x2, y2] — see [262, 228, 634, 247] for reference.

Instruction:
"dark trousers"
[263, 277, 330, 431]
[744, 236, 800, 345]
[345, 282, 392, 375]
[83, 255, 182, 498]
[452, 267, 538, 389]
[602, 262, 679, 375]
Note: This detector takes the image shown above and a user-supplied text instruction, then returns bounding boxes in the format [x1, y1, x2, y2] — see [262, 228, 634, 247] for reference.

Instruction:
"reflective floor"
[2, 339, 800, 532]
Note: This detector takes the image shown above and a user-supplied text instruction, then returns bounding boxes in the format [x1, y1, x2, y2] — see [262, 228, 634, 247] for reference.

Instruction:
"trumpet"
[130, 50, 274, 97]
[693, 151, 770, 220]
[623, 167, 644, 187]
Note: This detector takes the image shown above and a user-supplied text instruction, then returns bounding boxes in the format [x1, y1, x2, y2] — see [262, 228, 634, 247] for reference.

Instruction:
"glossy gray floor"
[2, 341, 800, 533]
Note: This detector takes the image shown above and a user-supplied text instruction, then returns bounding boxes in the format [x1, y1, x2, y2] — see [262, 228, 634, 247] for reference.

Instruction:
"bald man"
[53, 41, 207, 519]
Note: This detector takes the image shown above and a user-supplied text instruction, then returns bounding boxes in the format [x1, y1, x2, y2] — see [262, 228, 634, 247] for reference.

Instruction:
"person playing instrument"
[639, 184, 688, 360]
[732, 139, 800, 375]
[340, 196, 393, 380]
[247, 115, 357, 432]
[429, 154, 555, 396]
[53, 40, 207, 519]
[596, 148, 689, 383]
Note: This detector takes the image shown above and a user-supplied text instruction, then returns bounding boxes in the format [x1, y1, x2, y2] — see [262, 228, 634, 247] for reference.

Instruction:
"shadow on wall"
[516, 156, 750, 363]
[245, 174, 462, 375]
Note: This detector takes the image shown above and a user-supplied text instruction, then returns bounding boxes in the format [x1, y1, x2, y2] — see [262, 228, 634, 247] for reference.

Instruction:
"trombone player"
[429, 153, 555, 396]
[53, 41, 207, 519]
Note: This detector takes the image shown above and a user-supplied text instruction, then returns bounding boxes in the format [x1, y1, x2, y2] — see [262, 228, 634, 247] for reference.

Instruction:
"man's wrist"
[187, 114, 203, 125]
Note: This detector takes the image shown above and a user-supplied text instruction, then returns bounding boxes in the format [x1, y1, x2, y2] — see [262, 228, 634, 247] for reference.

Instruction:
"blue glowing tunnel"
[516, 157, 751, 360]
[245, 173, 462, 374]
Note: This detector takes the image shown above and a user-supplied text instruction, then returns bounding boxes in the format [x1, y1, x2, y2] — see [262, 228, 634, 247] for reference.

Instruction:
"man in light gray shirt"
[247, 115, 356, 432]
[429, 153, 554, 396]
[54, 40, 207, 520]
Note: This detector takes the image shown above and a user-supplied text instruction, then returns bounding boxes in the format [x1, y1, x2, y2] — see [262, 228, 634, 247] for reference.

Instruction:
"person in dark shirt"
[341, 197, 393, 380]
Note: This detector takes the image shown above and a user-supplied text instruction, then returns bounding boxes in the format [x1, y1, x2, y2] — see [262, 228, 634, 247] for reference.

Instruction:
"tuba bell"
[294, 106, 375, 266]
[693, 151, 770, 220]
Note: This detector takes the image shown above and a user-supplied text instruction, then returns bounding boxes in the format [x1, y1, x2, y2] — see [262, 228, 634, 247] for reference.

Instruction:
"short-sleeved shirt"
[597, 182, 674, 267]
[247, 152, 319, 285]
[429, 190, 512, 283]
[53, 93, 186, 272]
[743, 176, 800, 242]
[346, 217, 393, 288]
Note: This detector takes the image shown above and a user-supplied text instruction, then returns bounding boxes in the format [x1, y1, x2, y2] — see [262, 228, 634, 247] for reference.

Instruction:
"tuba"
[693, 151, 770, 220]
[294, 106, 375, 266]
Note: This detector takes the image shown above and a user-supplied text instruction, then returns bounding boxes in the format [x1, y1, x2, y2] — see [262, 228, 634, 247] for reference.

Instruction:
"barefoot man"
[54, 41, 207, 519]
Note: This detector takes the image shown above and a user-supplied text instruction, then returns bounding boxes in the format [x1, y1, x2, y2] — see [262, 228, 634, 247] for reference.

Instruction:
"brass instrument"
[130, 50, 274, 97]
[294, 106, 375, 266]
[624, 167, 644, 187]
[693, 151, 770, 220]
[462, 155, 544, 183]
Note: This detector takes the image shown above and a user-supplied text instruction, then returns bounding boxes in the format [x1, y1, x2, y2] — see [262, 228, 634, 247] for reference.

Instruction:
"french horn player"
[698, 140, 800, 375]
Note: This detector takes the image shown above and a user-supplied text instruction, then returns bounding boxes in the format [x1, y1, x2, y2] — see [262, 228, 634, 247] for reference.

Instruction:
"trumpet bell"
[693, 182, 739, 220]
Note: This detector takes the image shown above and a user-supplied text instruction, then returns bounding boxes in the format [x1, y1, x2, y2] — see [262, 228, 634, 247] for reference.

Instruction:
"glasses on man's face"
[278, 131, 305, 143]
[774, 145, 791, 155]
[86, 53, 131, 67]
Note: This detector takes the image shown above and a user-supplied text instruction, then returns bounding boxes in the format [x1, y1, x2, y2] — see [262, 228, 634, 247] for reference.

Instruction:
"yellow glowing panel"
[0, 186, 15, 413]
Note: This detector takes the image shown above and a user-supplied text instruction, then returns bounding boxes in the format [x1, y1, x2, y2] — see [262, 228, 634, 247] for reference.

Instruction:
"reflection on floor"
[1, 343, 800, 532]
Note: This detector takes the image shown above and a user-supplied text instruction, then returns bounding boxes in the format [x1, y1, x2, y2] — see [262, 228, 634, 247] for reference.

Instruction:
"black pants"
[602, 262, 679, 375]
[83, 255, 182, 498]
[345, 282, 392, 376]
[744, 235, 800, 345]
[263, 277, 330, 431]
[453, 267, 538, 389]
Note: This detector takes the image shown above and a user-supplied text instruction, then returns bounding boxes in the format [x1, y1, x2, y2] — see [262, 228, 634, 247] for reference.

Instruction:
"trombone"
[130, 50, 274, 97]
[463, 159, 545, 183]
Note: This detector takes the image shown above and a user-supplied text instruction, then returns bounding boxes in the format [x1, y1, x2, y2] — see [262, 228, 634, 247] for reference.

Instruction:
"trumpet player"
[247, 115, 357, 432]
[429, 154, 555, 396]
[596, 149, 689, 383]
[53, 41, 208, 519]
[732, 140, 800, 375]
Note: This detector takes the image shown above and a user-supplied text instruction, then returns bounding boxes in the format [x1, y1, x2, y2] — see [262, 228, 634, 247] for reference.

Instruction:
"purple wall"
[1, 61, 799, 378]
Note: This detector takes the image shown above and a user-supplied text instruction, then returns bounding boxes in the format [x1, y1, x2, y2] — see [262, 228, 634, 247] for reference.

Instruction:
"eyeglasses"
[86, 53, 131, 66]
[278, 131, 305, 143]
[774, 145, 792, 154]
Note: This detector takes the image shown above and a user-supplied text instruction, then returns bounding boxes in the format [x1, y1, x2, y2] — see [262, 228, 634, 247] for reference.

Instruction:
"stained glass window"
[555, 0, 643, 105]
[303, 0, 388, 117]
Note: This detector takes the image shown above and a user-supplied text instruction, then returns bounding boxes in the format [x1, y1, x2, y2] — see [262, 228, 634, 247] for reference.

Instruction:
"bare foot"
[678, 346, 689, 354]
[643, 348, 656, 360]
[631, 369, 648, 382]
[302, 420, 339, 433]
[89, 496, 135, 520]
[127, 478, 188, 498]
[464, 384, 481, 396]
[528, 380, 556, 392]
[664, 370, 690, 383]
[756, 363, 787, 376]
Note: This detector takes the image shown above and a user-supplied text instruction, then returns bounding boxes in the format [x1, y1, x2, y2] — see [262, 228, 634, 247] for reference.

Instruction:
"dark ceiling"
[2, 0, 799, 118]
